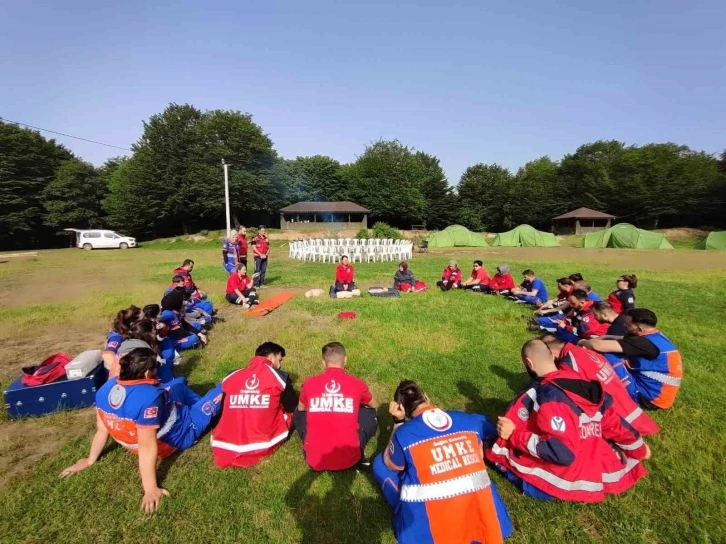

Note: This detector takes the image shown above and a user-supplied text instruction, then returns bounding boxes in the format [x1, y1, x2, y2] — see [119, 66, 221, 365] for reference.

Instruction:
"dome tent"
[492, 224, 559, 247]
[578, 223, 674, 249]
[694, 231, 726, 250]
[426, 225, 490, 248]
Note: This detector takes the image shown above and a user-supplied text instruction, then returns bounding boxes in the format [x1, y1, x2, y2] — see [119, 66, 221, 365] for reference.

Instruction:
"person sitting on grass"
[333, 256, 357, 293]
[225, 263, 258, 309]
[554, 289, 609, 344]
[167, 274, 215, 317]
[608, 274, 638, 315]
[373, 380, 513, 543]
[294, 342, 378, 471]
[511, 268, 549, 305]
[486, 339, 650, 503]
[211, 342, 298, 468]
[530, 277, 575, 331]
[436, 260, 463, 291]
[589, 301, 627, 338]
[160, 290, 207, 349]
[60, 347, 224, 514]
[112, 320, 177, 384]
[579, 308, 682, 410]
[172, 259, 208, 302]
[102, 305, 142, 374]
[393, 261, 427, 292]
[574, 280, 602, 302]
[462, 260, 490, 292]
[222, 232, 240, 275]
[488, 264, 516, 295]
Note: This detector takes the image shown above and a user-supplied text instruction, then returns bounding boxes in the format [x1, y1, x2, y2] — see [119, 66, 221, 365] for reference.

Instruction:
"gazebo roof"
[280, 201, 371, 214]
[553, 207, 616, 220]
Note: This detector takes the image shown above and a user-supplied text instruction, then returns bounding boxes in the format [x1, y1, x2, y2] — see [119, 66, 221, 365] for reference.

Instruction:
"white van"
[64, 229, 137, 250]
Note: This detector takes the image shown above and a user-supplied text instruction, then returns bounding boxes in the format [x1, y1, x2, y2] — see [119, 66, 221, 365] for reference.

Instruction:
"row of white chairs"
[289, 239, 413, 263]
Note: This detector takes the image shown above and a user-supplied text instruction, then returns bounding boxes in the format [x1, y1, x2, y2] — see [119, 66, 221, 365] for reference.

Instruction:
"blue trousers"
[499, 467, 555, 501]
[555, 329, 581, 345]
[516, 294, 545, 305]
[372, 455, 514, 538]
[603, 353, 640, 402]
[173, 333, 200, 351]
[223, 262, 236, 275]
[156, 337, 177, 383]
[254, 257, 268, 286]
[189, 299, 214, 315]
[536, 312, 564, 331]
[164, 378, 224, 450]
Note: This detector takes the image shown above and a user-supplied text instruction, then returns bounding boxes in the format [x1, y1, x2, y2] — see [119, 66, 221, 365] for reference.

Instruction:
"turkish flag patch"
[143, 407, 159, 419]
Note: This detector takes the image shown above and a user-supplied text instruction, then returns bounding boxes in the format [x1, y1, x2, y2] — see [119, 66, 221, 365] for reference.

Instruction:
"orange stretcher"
[245, 292, 296, 317]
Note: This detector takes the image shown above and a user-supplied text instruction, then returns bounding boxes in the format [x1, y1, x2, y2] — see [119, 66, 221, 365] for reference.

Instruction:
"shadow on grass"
[457, 380, 511, 420]
[285, 469, 390, 544]
[489, 364, 530, 395]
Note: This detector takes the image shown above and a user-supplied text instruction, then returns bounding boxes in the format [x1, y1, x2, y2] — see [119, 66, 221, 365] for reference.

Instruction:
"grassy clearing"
[1, 243, 725, 543]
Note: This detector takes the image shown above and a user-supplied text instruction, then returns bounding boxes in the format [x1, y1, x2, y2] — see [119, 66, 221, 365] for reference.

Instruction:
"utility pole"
[222, 159, 231, 236]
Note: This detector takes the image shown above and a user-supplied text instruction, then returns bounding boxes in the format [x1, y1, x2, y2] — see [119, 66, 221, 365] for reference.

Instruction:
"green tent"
[492, 224, 559, 247]
[694, 231, 726, 250]
[426, 225, 490, 247]
[578, 223, 674, 249]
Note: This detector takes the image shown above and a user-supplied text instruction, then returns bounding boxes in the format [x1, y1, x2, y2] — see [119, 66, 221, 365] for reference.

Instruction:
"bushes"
[372, 222, 402, 240]
[355, 228, 370, 239]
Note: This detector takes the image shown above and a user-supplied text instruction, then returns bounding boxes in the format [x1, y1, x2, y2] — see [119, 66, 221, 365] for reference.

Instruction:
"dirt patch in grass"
[0, 409, 94, 487]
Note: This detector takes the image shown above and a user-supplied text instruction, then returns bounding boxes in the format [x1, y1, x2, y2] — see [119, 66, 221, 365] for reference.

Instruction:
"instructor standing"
[252, 226, 270, 288]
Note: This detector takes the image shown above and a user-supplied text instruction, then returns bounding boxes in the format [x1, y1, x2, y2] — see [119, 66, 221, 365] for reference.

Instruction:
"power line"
[0, 117, 132, 151]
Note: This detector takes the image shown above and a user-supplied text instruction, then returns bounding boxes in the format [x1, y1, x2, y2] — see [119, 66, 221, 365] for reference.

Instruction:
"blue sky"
[1, 0, 724, 182]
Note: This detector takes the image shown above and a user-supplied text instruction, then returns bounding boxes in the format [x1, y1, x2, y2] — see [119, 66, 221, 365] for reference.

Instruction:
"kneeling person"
[226, 264, 258, 308]
[333, 256, 357, 293]
[211, 342, 297, 468]
[295, 342, 378, 470]
[60, 348, 223, 513]
[373, 380, 513, 543]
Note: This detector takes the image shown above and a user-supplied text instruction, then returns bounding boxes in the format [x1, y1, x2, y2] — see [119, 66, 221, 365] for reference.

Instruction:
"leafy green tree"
[348, 140, 426, 225]
[457, 163, 514, 231]
[510, 156, 563, 228]
[43, 159, 106, 230]
[285, 155, 349, 202]
[0, 121, 73, 249]
[414, 151, 457, 230]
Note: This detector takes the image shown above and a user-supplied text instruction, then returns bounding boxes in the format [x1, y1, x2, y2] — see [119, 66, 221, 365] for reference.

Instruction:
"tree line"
[2, 103, 725, 249]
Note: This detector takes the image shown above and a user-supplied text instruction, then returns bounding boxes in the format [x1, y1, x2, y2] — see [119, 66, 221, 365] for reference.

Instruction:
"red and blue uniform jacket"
[96, 376, 190, 459]
[607, 289, 635, 315]
[489, 273, 515, 292]
[223, 239, 239, 266]
[486, 369, 648, 502]
[160, 309, 194, 344]
[253, 235, 270, 256]
[387, 407, 508, 544]
[628, 330, 682, 409]
[104, 330, 123, 356]
[335, 264, 355, 284]
[172, 267, 201, 298]
[211, 356, 292, 468]
[441, 267, 463, 284]
[557, 344, 659, 436]
[237, 236, 248, 259]
[562, 300, 609, 339]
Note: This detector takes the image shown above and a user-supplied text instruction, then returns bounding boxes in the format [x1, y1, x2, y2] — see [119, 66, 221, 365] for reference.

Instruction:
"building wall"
[280, 215, 368, 231]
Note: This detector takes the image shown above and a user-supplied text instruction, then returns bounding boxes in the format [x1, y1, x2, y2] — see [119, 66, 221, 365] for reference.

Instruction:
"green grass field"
[1, 242, 725, 543]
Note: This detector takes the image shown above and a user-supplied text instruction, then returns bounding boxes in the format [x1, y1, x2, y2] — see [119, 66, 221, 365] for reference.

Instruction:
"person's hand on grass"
[643, 444, 651, 460]
[497, 416, 516, 440]
[141, 487, 169, 514]
[199, 333, 208, 345]
[59, 458, 91, 478]
[389, 401, 405, 422]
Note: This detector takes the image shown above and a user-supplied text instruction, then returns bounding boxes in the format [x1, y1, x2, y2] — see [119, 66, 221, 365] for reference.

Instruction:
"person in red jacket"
[488, 264, 515, 294]
[607, 274, 638, 315]
[541, 334, 659, 436]
[211, 342, 298, 468]
[173, 259, 207, 300]
[333, 256, 356, 293]
[236, 226, 249, 269]
[294, 342, 378, 471]
[225, 264, 259, 309]
[462, 260, 490, 292]
[486, 339, 650, 502]
[555, 289, 609, 344]
[436, 260, 463, 291]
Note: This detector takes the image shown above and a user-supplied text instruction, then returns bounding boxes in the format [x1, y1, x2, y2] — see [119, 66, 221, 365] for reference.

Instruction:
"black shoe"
[355, 457, 372, 471]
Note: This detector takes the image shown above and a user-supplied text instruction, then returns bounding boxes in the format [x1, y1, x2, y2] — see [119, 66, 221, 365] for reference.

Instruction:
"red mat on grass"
[245, 292, 296, 317]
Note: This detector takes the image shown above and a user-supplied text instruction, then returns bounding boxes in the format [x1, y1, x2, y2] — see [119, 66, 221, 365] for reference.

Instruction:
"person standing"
[211, 342, 298, 468]
[222, 232, 239, 275]
[294, 342, 378, 471]
[253, 226, 270, 288]
[237, 226, 249, 270]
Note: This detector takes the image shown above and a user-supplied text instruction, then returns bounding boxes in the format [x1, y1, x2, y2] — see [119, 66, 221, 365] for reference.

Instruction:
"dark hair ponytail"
[621, 274, 638, 288]
[127, 319, 158, 350]
[113, 305, 142, 337]
[119, 347, 158, 380]
[394, 380, 427, 418]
